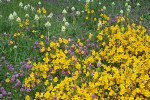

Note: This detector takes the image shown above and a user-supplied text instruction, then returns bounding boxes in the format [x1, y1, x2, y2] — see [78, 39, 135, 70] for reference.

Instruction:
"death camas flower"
[19, 2, 23, 8]
[13, 11, 17, 18]
[71, 7, 75, 11]
[16, 17, 21, 22]
[120, 10, 124, 14]
[65, 22, 69, 27]
[62, 9, 67, 14]
[86, 0, 90, 3]
[31, 6, 35, 11]
[103, 6, 106, 11]
[38, 1, 41, 5]
[63, 17, 66, 22]
[61, 26, 66, 32]
[137, 3, 140, 6]
[76, 11, 81, 16]
[34, 14, 39, 20]
[47, 12, 53, 18]
[45, 21, 51, 27]
[112, 2, 115, 6]
[8, 14, 14, 21]
[25, 14, 29, 18]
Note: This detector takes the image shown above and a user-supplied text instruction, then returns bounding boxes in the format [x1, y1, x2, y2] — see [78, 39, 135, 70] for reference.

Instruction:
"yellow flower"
[42, 8, 47, 14]
[53, 77, 58, 82]
[93, 72, 98, 80]
[19, 23, 23, 27]
[37, 8, 41, 13]
[44, 80, 49, 86]
[94, 18, 97, 21]
[35, 92, 40, 98]
[86, 16, 88, 20]
[9, 40, 14, 45]
[40, 35, 44, 39]
[86, 72, 90, 77]
[5, 78, 10, 83]
[25, 95, 30, 100]
[89, 33, 93, 39]
[91, 10, 94, 13]
[44, 91, 50, 99]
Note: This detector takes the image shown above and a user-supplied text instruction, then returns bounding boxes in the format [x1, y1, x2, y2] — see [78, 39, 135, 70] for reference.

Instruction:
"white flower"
[71, 7, 75, 11]
[31, 6, 35, 11]
[99, 2, 101, 5]
[27, 4, 30, 7]
[127, 8, 131, 13]
[0, 0, 2, 3]
[112, 2, 115, 6]
[34, 14, 39, 20]
[13, 45, 17, 49]
[38, 1, 41, 5]
[61, 26, 66, 32]
[25, 14, 29, 18]
[62, 9, 67, 14]
[103, 6, 106, 10]
[126, 0, 130, 2]
[125, 3, 128, 7]
[42, 15, 46, 18]
[120, 9, 124, 14]
[63, 17, 66, 22]
[13, 11, 17, 18]
[137, 3, 140, 6]
[76, 11, 81, 16]
[7, 0, 10, 2]
[45, 21, 51, 27]
[47, 12, 53, 18]
[16, 17, 21, 22]
[81, 10, 84, 13]
[8, 14, 14, 21]
[97, 60, 102, 67]
[86, 0, 90, 3]
[128, 5, 131, 9]
[98, 21, 102, 27]
[19, 2, 23, 8]
[24, 5, 28, 10]
[65, 22, 69, 27]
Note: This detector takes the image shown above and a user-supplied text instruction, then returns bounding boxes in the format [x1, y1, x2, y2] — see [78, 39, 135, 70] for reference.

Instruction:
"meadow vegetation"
[0, 0, 150, 99]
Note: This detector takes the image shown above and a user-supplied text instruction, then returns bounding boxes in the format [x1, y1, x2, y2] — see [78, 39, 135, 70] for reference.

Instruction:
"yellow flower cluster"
[24, 16, 150, 99]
